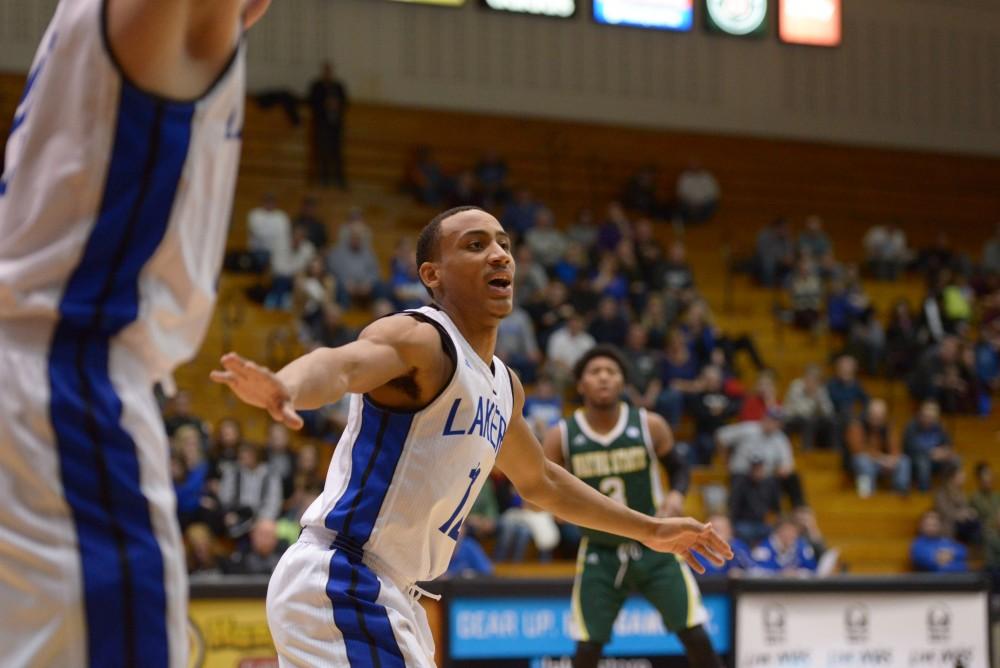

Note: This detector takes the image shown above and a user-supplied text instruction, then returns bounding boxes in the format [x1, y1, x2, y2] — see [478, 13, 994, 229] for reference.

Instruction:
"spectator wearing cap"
[718, 408, 806, 509]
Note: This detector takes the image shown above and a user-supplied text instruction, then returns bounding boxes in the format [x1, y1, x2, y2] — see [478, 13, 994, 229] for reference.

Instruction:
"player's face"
[578, 357, 625, 408]
[433, 211, 515, 319]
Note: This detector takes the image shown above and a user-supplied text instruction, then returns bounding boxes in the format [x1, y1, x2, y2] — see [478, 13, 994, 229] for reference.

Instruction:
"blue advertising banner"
[592, 0, 694, 31]
[450, 594, 731, 659]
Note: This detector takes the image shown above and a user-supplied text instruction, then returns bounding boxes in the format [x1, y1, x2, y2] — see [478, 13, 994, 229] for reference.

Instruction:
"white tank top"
[301, 306, 516, 583]
[0, 0, 245, 380]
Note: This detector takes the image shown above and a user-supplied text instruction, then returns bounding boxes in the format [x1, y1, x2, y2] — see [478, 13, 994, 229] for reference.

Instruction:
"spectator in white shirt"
[545, 311, 596, 389]
[266, 224, 316, 310]
[247, 192, 291, 271]
[718, 409, 806, 509]
[864, 223, 910, 280]
[675, 162, 720, 225]
[783, 364, 836, 450]
[525, 208, 569, 270]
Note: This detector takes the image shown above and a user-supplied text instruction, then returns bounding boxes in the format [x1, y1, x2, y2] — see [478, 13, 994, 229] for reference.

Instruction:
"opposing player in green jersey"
[543, 345, 723, 668]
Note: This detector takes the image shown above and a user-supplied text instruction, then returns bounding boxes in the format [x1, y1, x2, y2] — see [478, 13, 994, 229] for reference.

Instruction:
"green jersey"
[561, 403, 664, 546]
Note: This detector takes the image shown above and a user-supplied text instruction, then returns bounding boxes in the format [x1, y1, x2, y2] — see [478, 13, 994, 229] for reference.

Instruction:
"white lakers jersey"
[301, 306, 516, 583]
[0, 0, 245, 380]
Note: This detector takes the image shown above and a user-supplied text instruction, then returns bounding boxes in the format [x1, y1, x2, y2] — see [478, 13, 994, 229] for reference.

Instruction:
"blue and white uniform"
[267, 306, 515, 667]
[0, 1, 244, 666]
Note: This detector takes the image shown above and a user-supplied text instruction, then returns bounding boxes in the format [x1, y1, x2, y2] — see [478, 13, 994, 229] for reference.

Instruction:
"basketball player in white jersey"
[212, 206, 733, 667]
[0, 1, 268, 667]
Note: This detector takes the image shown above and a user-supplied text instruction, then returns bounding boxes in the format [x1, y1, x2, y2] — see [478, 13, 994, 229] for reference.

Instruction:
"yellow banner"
[188, 599, 277, 668]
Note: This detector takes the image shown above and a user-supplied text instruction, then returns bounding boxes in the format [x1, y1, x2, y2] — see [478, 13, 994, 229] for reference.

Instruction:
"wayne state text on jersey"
[441, 395, 508, 452]
[571, 446, 648, 479]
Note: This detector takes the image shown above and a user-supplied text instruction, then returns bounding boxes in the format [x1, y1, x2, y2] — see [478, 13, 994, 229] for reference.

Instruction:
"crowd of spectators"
[188, 163, 1000, 580]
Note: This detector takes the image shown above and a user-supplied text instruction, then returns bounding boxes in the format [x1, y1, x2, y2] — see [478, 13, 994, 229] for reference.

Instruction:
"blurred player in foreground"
[212, 207, 732, 666]
[544, 346, 724, 668]
[0, 1, 268, 666]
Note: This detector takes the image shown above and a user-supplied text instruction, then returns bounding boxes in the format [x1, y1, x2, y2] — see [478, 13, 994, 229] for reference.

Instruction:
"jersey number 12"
[439, 465, 481, 541]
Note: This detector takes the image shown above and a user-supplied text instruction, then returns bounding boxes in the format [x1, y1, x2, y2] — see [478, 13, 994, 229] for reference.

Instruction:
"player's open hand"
[643, 518, 734, 574]
[210, 352, 304, 429]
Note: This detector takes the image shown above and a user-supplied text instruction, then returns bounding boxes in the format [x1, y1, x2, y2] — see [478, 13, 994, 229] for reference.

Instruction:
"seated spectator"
[247, 192, 290, 272]
[327, 215, 382, 307]
[265, 423, 295, 500]
[496, 305, 543, 384]
[750, 517, 819, 576]
[982, 222, 1000, 277]
[446, 529, 494, 577]
[501, 188, 541, 240]
[522, 376, 563, 441]
[566, 207, 598, 249]
[739, 369, 779, 422]
[683, 300, 765, 373]
[846, 307, 886, 376]
[975, 324, 1000, 399]
[545, 311, 596, 389]
[313, 303, 356, 350]
[450, 169, 481, 208]
[407, 146, 448, 205]
[719, 410, 806, 509]
[389, 242, 429, 311]
[754, 218, 794, 287]
[797, 216, 832, 262]
[730, 459, 781, 545]
[622, 164, 661, 217]
[863, 223, 909, 280]
[847, 398, 911, 497]
[588, 296, 629, 348]
[693, 514, 753, 576]
[295, 255, 338, 345]
[225, 519, 287, 576]
[614, 238, 647, 307]
[916, 231, 960, 284]
[524, 208, 568, 270]
[596, 202, 631, 254]
[911, 510, 968, 573]
[934, 463, 980, 544]
[514, 244, 549, 305]
[173, 425, 214, 530]
[623, 324, 664, 411]
[826, 354, 869, 422]
[639, 293, 670, 349]
[163, 389, 208, 443]
[793, 506, 839, 575]
[474, 149, 509, 209]
[690, 365, 740, 465]
[186, 524, 223, 576]
[292, 194, 328, 251]
[970, 462, 1000, 528]
[941, 271, 974, 331]
[783, 364, 836, 450]
[494, 492, 560, 563]
[903, 400, 960, 492]
[885, 298, 921, 379]
[266, 223, 315, 310]
[525, 280, 573, 351]
[218, 443, 283, 538]
[656, 329, 703, 427]
[788, 257, 823, 331]
[660, 240, 697, 310]
[210, 417, 245, 474]
[590, 252, 629, 304]
[675, 161, 719, 225]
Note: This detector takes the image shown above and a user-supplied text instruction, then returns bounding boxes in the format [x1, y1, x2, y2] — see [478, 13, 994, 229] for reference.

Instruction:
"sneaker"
[856, 475, 874, 498]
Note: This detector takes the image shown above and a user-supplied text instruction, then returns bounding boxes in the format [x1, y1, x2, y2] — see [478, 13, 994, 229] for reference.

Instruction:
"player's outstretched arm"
[107, 0, 270, 99]
[210, 315, 440, 430]
[500, 374, 732, 573]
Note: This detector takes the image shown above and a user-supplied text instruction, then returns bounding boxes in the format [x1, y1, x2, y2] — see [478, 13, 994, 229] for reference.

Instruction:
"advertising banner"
[481, 0, 576, 17]
[778, 0, 841, 46]
[736, 591, 990, 668]
[449, 594, 731, 663]
[187, 599, 277, 668]
[592, 0, 694, 32]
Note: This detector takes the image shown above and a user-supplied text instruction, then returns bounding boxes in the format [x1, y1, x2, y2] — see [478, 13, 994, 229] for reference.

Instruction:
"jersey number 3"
[600, 476, 628, 505]
[439, 465, 481, 541]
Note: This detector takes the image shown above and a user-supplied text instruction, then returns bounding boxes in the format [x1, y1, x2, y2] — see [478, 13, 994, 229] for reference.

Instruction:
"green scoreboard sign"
[704, 0, 769, 37]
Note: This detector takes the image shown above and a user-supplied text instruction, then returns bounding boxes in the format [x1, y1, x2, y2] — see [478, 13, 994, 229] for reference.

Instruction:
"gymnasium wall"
[1, 0, 999, 156]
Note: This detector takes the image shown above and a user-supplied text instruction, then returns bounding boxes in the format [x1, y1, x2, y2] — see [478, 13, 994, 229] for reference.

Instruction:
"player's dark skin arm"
[107, 0, 270, 100]
[646, 412, 689, 517]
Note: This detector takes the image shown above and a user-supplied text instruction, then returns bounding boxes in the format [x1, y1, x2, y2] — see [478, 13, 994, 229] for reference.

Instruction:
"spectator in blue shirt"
[750, 518, 818, 576]
[903, 400, 960, 492]
[826, 354, 870, 419]
[447, 528, 494, 578]
[911, 511, 968, 573]
[501, 188, 541, 240]
[522, 376, 563, 441]
[694, 515, 754, 576]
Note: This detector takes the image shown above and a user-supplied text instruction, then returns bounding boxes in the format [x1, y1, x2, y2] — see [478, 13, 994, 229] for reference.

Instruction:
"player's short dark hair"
[415, 206, 486, 298]
[573, 344, 631, 385]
